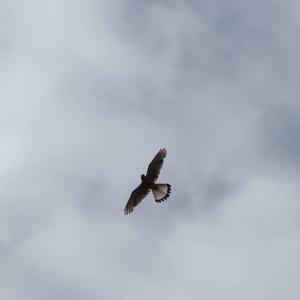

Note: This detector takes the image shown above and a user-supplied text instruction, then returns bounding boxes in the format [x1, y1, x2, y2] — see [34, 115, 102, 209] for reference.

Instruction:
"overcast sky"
[1, 0, 300, 299]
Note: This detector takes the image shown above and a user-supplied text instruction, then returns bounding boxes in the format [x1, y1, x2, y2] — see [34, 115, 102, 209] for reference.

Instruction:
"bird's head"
[141, 174, 146, 181]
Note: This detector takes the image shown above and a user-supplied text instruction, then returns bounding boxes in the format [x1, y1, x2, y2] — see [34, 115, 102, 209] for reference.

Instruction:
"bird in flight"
[124, 148, 171, 215]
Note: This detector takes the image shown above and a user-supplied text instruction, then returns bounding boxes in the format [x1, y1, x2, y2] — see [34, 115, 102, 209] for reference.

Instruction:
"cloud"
[1, 0, 300, 299]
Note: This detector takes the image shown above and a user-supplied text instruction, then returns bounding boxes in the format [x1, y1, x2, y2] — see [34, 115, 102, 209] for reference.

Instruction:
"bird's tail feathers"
[152, 183, 171, 203]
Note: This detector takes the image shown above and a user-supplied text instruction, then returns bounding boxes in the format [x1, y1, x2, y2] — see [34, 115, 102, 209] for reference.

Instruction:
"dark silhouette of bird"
[124, 148, 171, 215]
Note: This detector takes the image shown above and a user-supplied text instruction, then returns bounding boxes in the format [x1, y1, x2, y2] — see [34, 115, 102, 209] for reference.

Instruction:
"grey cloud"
[1, 0, 300, 299]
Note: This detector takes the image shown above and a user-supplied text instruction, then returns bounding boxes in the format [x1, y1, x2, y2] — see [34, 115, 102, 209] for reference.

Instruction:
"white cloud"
[1, 0, 300, 299]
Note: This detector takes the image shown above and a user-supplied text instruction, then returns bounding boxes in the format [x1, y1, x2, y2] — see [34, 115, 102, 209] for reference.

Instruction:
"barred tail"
[152, 183, 171, 203]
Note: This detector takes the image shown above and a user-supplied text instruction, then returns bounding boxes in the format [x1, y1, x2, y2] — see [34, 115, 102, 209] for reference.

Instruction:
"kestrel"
[124, 148, 171, 215]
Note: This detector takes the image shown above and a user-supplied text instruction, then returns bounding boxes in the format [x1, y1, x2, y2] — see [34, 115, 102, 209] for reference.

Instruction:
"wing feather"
[145, 148, 167, 182]
[124, 183, 150, 215]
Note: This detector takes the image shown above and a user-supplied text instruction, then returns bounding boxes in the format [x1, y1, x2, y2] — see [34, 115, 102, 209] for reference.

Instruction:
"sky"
[1, 0, 300, 299]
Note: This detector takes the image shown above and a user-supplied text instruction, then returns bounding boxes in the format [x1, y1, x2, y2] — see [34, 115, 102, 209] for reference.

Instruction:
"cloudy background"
[1, 0, 300, 299]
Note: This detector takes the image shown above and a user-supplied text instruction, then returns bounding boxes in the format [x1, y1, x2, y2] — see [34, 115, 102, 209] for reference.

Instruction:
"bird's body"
[141, 174, 156, 189]
[124, 148, 171, 215]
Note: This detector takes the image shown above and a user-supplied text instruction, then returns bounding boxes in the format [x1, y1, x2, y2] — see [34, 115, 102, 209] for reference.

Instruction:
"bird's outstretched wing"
[124, 183, 150, 215]
[145, 148, 167, 183]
